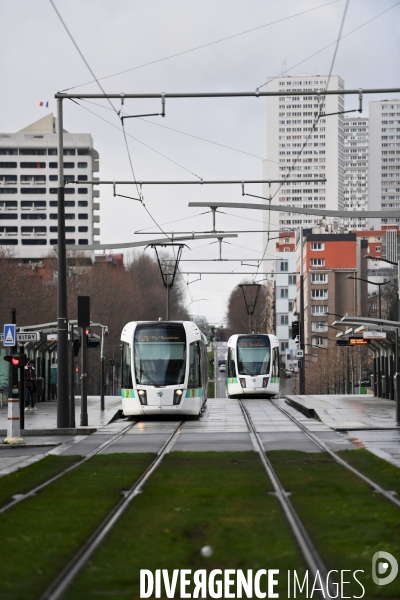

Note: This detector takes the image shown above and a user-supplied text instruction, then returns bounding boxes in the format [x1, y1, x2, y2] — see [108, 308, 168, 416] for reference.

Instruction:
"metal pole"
[396, 328, 400, 425]
[56, 97, 70, 428]
[112, 347, 115, 396]
[100, 327, 105, 411]
[249, 313, 252, 334]
[166, 286, 170, 320]
[379, 287, 382, 319]
[9, 308, 18, 402]
[299, 228, 305, 394]
[80, 327, 88, 426]
[346, 347, 351, 394]
[70, 322, 75, 428]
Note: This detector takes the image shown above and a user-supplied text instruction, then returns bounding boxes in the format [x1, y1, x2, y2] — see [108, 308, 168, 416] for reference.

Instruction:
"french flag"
[39, 101, 49, 108]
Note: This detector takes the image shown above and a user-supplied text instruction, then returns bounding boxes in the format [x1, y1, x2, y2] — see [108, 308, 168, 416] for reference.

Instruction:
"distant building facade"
[0, 114, 100, 259]
[343, 116, 368, 230]
[263, 74, 345, 238]
[297, 231, 368, 354]
[369, 99, 400, 229]
[275, 232, 297, 368]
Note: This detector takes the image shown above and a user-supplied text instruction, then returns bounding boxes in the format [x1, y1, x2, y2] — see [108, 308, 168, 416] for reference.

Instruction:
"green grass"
[268, 449, 400, 599]
[65, 452, 306, 599]
[338, 448, 400, 495]
[0, 453, 154, 600]
[208, 350, 215, 378]
[207, 381, 215, 398]
[0, 454, 81, 508]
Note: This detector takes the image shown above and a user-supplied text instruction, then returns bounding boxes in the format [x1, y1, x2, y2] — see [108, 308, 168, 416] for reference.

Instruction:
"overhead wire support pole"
[56, 96, 70, 429]
[56, 88, 400, 99]
[69, 179, 322, 186]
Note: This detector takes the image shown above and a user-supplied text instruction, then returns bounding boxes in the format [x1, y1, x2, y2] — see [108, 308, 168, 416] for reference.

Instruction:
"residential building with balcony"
[343, 116, 368, 229]
[0, 113, 100, 260]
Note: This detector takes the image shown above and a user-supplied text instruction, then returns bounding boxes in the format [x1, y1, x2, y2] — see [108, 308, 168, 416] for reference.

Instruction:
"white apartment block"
[368, 99, 400, 230]
[275, 252, 297, 368]
[343, 117, 368, 230]
[263, 74, 345, 239]
[0, 114, 100, 260]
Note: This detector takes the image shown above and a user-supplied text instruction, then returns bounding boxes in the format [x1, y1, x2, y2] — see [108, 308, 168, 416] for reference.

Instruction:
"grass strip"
[338, 448, 400, 495]
[65, 451, 307, 600]
[269, 449, 400, 599]
[0, 453, 154, 600]
[0, 454, 81, 508]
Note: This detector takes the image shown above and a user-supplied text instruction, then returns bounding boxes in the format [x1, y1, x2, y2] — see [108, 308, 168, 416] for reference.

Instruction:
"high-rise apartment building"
[0, 114, 100, 259]
[263, 74, 345, 238]
[343, 116, 368, 230]
[369, 99, 400, 229]
[275, 232, 297, 369]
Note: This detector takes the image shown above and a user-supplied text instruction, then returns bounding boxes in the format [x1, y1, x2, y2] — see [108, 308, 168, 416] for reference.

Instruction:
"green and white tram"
[120, 321, 208, 416]
[226, 334, 280, 398]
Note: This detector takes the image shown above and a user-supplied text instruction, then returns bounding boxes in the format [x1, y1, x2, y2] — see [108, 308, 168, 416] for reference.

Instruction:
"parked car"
[219, 363, 226, 372]
[284, 369, 292, 378]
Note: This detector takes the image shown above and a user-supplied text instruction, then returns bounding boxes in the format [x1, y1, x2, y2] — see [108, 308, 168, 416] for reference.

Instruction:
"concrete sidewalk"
[286, 394, 400, 467]
[0, 395, 122, 437]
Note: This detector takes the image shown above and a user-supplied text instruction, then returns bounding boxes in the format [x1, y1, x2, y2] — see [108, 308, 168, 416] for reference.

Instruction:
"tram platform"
[0, 395, 122, 437]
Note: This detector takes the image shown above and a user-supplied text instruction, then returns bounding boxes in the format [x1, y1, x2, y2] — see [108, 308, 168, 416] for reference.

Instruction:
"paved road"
[214, 342, 227, 399]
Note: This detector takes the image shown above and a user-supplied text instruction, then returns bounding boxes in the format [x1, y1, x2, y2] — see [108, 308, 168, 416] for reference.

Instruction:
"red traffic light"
[4, 353, 27, 368]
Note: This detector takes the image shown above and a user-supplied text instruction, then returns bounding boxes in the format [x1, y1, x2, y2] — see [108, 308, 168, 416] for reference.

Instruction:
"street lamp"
[346, 275, 389, 319]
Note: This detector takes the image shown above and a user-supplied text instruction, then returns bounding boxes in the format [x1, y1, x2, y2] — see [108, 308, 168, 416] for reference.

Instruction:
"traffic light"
[291, 321, 300, 340]
[4, 353, 27, 368]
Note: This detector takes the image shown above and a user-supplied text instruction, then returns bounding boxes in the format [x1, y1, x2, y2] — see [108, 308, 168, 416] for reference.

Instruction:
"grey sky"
[2, 0, 399, 325]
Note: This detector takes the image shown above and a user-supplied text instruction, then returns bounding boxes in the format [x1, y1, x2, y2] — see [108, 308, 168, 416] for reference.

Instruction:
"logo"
[157, 391, 163, 397]
[252, 378, 256, 383]
[372, 551, 398, 586]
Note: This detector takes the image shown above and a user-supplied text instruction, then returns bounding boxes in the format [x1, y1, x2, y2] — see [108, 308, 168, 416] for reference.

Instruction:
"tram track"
[238, 399, 332, 599]
[0, 420, 139, 515]
[271, 398, 400, 509]
[39, 420, 184, 600]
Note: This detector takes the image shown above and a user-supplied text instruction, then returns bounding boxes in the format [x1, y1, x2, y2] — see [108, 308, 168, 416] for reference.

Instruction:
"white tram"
[225, 334, 280, 398]
[120, 321, 208, 416]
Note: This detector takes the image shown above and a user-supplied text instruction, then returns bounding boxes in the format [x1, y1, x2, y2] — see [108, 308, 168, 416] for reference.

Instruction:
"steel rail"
[39, 421, 184, 600]
[56, 88, 400, 99]
[0, 421, 138, 515]
[271, 400, 400, 509]
[238, 399, 331, 599]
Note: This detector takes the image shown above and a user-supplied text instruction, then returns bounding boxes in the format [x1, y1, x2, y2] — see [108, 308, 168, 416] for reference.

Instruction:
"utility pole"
[299, 228, 305, 394]
[56, 97, 70, 428]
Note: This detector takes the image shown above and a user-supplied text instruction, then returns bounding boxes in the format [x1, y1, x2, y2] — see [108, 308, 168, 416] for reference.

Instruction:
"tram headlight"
[173, 389, 183, 405]
[138, 389, 147, 405]
[239, 378, 246, 388]
[262, 378, 268, 388]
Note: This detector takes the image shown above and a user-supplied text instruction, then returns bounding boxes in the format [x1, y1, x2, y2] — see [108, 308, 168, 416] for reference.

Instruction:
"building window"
[20, 162, 46, 169]
[288, 275, 296, 285]
[311, 305, 328, 315]
[78, 239, 89, 245]
[0, 162, 17, 168]
[375, 246, 381, 252]
[311, 273, 327, 283]
[280, 315, 288, 325]
[311, 289, 328, 299]
[310, 243, 324, 250]
[311, 321, 328, 332]
[20, 188, 47, 194]
[78, 226, 88, 232]
[280, 261, 288, 272]
[77, 175, 88, 181]
[310, 258, 325, 266]
[63, 149, 76, 155]
[77, 162, 88, 168]
[19, 149, 46, 155]
[21, 214, 46, 220]
[311, 336, 327, 347]
[78, 201, 88, 207]
[78, 188, 88, 194]
[21, 239, 47, 245]
[280, 288, 288, 298]
[280, 341, 289, 352]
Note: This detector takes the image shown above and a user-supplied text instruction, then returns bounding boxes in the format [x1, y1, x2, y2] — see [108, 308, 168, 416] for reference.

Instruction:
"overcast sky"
[2, 0, 400, 325]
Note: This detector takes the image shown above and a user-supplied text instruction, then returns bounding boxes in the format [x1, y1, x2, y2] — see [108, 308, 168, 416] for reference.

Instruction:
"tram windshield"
[236, 336, 271, 376]
[134, 324, 186, 386]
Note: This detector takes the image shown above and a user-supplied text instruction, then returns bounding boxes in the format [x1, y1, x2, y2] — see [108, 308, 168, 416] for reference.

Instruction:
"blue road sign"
[3, 324, 16, 347]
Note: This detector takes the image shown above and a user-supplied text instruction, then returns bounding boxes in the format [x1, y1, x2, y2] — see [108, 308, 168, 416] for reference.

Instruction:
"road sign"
[295, 349, 304, 358]
[3, 324, 16, 347]
[363, 331, 387, 340]
[0, 332, 40, 343]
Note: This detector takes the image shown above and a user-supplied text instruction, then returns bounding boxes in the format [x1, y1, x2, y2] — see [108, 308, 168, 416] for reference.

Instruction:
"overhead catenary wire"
[60, 0, 342, 92]
[256, 0, 400, 90]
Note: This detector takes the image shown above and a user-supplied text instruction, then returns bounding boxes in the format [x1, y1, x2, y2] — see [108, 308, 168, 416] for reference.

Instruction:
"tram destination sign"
[0, 331, 40, 343]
